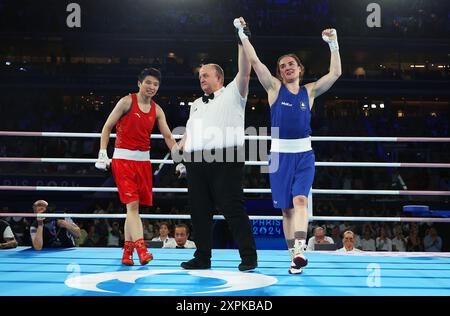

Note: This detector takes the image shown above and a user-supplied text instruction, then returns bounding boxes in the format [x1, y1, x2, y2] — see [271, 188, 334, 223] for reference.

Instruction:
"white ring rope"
[1, 131, 449, 223]
[0, 213, 449, 223]
[0, 157, 449, 168]
[0, 186, 449, 196]
[2, 131, 450, 142]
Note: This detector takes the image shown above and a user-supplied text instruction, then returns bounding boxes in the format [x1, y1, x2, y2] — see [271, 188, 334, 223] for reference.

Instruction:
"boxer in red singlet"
[96, 68, 178, 265]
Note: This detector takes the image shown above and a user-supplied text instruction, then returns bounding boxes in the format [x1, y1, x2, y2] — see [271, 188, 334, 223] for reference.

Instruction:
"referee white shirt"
[163, 239, 196, 249]
[184, 78, 247, 152]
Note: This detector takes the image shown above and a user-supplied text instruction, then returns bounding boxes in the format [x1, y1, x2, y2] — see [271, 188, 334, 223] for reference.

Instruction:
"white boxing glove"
[175, 163, 187, 179]
[233, 18, 248, 42]
[322, 28, 339, 52]
[95, 149, 110, 170]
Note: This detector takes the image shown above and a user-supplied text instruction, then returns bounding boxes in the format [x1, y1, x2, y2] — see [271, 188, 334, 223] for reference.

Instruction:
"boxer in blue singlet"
[234, 17, 342, 274]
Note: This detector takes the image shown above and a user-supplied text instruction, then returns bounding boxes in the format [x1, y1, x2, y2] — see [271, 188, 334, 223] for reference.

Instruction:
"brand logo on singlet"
[300, 102, 306, 111]
[134, 113, 141, 119]
[281, 102, 292, 107]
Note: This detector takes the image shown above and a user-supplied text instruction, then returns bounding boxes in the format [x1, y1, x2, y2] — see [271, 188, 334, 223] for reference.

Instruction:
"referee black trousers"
[185, 158, 257, 263]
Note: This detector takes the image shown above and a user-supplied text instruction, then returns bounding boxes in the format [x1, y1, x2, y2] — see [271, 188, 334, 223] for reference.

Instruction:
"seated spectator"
[143, 219, 155, 243]
[336, 231, 362, 253]
[83, 225, 100, 247]
[163, 224, 196, 249]
[152, 222, 175, 245]
[107, 221, 125, 247]
[307, 227, 334, 251]
[0, 219, 18, 249]
[75, 221, 88, 247]
[360, 230, 376, 251]
[392, 229, 407, 252]
[330, 226, 343, 249]
[406, 227, 423, 251]
[6, 216, 29, 246]
[376, 228, 392, 251]
[349, 225, 362, 249]
[30, 200, 81, 250]
[93, 218, 109, 247]
[423, 227, 442, 252]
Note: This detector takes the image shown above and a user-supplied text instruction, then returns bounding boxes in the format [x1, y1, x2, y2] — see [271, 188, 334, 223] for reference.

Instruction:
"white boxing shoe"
[288, 265, 303, 274]
[288, 240, 308, 274]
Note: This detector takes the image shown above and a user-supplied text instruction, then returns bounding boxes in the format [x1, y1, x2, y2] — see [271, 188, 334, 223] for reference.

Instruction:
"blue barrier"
[403, 205, 450, 217]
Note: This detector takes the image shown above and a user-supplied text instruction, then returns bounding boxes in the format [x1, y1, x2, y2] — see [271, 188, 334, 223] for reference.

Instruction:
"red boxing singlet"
[115, 93, 156, 151]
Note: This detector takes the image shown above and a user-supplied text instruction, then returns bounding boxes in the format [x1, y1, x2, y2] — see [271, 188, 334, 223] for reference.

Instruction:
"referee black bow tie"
[202, 93, 214, 103]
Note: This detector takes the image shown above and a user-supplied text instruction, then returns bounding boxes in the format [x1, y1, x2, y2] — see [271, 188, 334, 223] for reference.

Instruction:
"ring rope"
[0, 185, 448, 196]
[2, 131, 450, 142]
[0, 213, 449, 223]
[0, 157, 449, 168]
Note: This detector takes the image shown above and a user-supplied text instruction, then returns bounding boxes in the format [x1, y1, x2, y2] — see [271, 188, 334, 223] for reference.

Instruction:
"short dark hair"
[138, 67, 161, 83]
[175, 223, 189, 234]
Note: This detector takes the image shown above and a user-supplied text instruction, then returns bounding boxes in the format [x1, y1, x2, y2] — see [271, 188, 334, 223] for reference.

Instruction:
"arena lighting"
[5, 61, 11, 66]
[251, 106, 256, 111]
[371, 104, 377, 109]
[380, 103, 385, 108]
[179, 102, 185, 106]
[188, 102, 193, 106]
[363, 104, 369, 108]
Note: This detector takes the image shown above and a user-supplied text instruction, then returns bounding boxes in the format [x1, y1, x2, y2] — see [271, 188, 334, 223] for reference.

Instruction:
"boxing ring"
[1, 247, 450, 296]
[1, 131, 450, 296]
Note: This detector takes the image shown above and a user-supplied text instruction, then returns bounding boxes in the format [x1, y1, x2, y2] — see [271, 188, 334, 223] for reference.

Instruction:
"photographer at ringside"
[30, 200, 81, 250]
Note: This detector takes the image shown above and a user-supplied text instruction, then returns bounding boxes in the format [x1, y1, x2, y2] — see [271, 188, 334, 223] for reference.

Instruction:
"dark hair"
[276, 53, 305, 83]
[138, 67, 161, 83]
[159, 221, 170, 230]
[175, 223, 189, 234]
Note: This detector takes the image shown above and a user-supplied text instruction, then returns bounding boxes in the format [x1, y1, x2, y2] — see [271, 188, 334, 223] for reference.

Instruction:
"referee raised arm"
[179, 20, 257, 272]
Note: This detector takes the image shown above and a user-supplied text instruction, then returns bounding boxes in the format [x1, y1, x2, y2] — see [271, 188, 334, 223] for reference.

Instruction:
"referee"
[178, 20, 257, 272]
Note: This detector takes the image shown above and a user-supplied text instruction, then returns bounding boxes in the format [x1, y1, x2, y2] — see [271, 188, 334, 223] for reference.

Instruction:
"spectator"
[151, 222, 175, 245]
[30, 200, 81, 250]
[307, 227, 334, 250]
[0, 219, 18, 249]
[376, 228, 392, 251]
[107, 221, 125, 247]
[330, 226, 343, 249]
[6, 216, 29, 246]
[423, 227, 442, 252]
[164, 224, 196, 249]
[75, 221, 88, 247]
[406, 227, 423, 251]
[336, 231, 362, 253]
[392, 229, 407, 252]
[143, 219, 155, 243]
[93, 218, 109, 247]
[360, 230, 376, 251]
[83, 225, 100, 247]
[348, 225, 362, 249]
